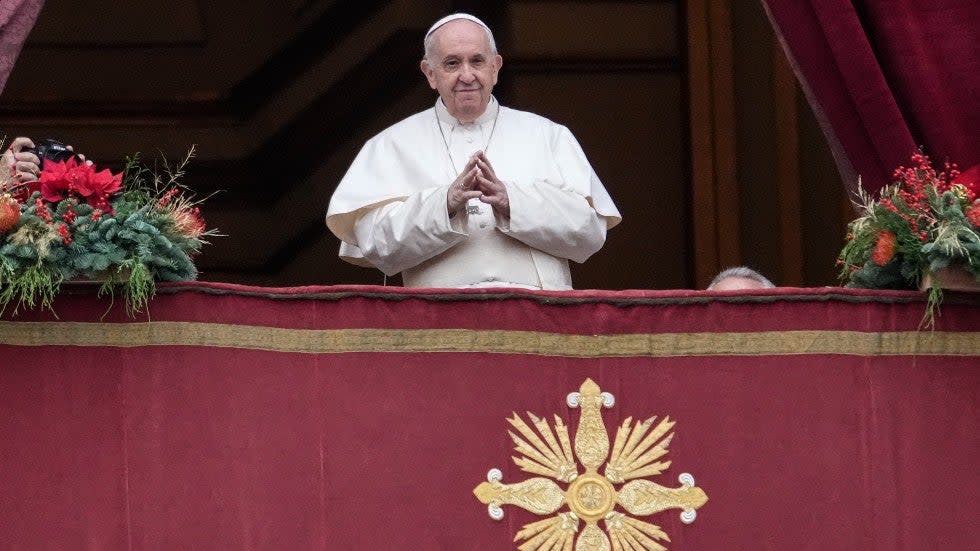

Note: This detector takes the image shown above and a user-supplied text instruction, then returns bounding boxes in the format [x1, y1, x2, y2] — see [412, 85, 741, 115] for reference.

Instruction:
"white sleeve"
[494, 123, 615, 263]
[497, 180, 608, 264]
[351, 185, 468, 276]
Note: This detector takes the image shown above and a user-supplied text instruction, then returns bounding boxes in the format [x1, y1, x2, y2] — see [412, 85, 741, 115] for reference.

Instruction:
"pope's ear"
[492, 54, 503, 83]
[420, 60, 437, 89]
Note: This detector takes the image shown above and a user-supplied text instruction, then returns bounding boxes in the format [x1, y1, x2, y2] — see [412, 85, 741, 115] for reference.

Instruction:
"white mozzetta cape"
[326, 98, 621, 289]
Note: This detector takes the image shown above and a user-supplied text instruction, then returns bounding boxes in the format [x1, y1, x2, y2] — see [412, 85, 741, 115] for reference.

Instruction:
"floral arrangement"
[838, 151, 980, 325]
[0, 145, 217, 315]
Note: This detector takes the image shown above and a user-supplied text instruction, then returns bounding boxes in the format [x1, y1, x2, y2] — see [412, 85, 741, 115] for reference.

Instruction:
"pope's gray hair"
[706, 266, 776, 289]
[423, 19, 498, 62]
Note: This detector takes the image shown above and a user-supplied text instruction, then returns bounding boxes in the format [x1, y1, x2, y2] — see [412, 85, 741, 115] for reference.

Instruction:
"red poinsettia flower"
[871, 231, 897, 266]
[38, 157, 84, 203]
[75, 164, 122, 209]
[36, 158, 123, 210]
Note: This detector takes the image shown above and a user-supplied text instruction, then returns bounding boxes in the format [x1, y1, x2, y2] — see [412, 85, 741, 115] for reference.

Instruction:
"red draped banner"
[1, 283, 978, 549]
[761, 0, 980, 195]
[0, 0, 44, 95]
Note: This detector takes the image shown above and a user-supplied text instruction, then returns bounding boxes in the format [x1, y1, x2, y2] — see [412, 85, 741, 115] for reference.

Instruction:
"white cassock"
[326, 97, 621, 289]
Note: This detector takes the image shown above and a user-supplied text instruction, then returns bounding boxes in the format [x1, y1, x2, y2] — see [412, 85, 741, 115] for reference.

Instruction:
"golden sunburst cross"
[473, 379, 708, 551]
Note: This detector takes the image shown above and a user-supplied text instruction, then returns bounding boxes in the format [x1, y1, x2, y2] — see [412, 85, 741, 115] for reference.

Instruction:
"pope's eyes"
[441, 57, 487, 71]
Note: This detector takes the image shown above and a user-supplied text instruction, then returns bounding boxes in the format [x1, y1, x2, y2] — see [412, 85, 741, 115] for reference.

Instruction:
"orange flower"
[871, 231, 897, 266]
[0, 193, 20, 233]
[170, 205, 206, 239]
[966, 202, 980, 228]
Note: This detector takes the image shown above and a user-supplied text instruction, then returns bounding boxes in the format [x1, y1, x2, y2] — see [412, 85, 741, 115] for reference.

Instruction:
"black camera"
[23, 138, 74, 168]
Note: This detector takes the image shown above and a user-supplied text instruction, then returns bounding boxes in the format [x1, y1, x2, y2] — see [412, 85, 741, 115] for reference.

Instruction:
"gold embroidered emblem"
[473, 379, 708, 551]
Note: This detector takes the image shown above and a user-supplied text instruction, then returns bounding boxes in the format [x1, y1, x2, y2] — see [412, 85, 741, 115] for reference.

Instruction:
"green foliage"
[0, 261, 62, 314]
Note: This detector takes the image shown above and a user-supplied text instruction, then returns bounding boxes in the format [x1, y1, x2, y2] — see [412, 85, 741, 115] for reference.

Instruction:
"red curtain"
[761, 0, 979, 195]
[0, 0, 43, 95]
[1, 283, 978, 549]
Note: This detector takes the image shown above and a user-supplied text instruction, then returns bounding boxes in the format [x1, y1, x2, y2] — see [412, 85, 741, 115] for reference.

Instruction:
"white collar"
[434, 96, 499, 127]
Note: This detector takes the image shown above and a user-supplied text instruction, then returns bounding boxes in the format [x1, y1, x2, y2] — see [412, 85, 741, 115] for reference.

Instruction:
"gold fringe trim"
[1, 321, 978, 357]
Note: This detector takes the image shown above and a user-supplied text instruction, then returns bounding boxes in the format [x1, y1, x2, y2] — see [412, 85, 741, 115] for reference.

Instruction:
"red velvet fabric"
[1, 284, 978, 549]
[0, 0, 44, 95]
[762, 0, 980, 195]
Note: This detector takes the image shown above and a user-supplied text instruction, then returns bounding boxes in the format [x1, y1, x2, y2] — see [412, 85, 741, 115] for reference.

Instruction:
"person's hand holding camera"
[2, 137, 42, 187]
[1, 137, 91, 190]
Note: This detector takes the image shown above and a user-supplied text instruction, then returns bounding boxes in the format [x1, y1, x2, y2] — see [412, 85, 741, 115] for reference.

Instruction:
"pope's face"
[421, 20, 502, 123]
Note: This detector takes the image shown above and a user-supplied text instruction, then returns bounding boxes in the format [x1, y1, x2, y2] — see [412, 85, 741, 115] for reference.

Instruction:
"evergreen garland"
[0, 148, 217, 315]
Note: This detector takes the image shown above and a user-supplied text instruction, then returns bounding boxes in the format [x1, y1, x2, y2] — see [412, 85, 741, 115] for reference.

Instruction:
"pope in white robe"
[326, 13, 621, 289]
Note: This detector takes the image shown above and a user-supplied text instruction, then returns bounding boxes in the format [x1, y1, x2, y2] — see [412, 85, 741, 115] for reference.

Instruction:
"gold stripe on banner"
[1, 321, 978, 357]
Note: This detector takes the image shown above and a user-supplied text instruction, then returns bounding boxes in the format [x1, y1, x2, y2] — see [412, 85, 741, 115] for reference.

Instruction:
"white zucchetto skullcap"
[425, 13, 491, 39]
